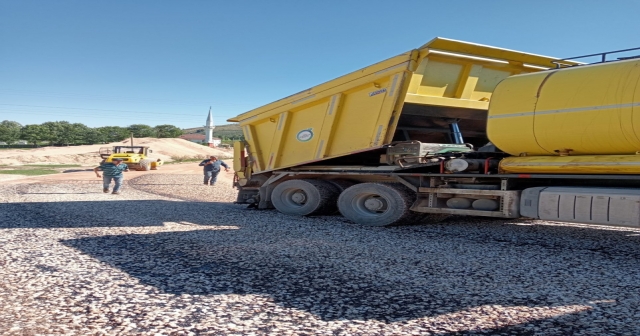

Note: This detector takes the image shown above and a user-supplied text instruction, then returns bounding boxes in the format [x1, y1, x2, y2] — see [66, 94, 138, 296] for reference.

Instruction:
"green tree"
[53, 121, 76, 146]
[0, 120, 22, 145]
[70, 123, 91, 145]
[83, 128, 106, 144]
[20, 124, 44, 146]
[154, 124, 183, 138]
[40, 121, 93, 145]
[97, 126, 129, 143]
[40, 121, 65, 145]
[127, 124, 154, 137]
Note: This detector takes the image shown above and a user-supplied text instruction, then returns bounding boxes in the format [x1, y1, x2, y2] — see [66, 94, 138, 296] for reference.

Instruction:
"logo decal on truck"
[296, 129, 314, 142]
[369, 88, 387, 97]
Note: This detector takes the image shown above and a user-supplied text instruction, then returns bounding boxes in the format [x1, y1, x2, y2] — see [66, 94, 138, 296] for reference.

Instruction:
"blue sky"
[1, 0, 639, 128]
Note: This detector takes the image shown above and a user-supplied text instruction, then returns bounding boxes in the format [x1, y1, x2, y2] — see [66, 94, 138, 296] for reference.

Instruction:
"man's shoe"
[103, 188, 109, 193]
[112, 191, 121, 195]
[204, 183, 209, 185]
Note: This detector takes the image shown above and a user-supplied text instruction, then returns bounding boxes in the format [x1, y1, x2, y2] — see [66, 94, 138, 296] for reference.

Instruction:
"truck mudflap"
[410, 187, 521, 218]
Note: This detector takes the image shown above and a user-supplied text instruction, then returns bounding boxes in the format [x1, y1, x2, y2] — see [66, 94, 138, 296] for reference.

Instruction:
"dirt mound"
[0, 138, 233, 166]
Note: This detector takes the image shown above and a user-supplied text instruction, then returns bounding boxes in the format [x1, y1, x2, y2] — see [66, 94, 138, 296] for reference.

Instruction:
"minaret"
[204, 107, 216, 147]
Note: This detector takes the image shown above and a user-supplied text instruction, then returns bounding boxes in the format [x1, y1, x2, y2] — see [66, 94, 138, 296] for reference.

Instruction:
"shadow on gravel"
[0, 200, 233, 228]
[63, 169, 92, 173]
[18, 192, 108, 195]
[5, 198, 640, 332]
[56, 212, 640, 333]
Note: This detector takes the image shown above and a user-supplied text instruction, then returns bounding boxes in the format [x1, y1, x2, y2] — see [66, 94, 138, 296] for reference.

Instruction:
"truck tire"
[138, 159, 152, 171]
[337, 183, 417, 227]
[271, 179, 339, 216]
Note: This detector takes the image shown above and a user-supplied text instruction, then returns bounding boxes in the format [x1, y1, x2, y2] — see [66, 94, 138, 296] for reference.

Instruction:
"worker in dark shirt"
[199, 155, 229, 186]
[94, 158, 129, 194]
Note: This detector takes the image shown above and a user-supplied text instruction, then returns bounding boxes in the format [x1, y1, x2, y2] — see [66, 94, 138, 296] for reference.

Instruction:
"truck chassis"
[235, 165, 640, 228]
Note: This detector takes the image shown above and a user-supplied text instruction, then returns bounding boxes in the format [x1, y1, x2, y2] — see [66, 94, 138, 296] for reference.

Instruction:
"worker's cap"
[112, 158, 123, 161]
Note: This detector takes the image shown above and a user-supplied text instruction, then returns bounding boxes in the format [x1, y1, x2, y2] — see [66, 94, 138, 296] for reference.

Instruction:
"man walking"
[94, 158, 129, 194]
[199, 155, 229, 186]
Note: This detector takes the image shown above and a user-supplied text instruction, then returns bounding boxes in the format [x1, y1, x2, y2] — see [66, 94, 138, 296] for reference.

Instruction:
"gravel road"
[1, 172, 640, 335]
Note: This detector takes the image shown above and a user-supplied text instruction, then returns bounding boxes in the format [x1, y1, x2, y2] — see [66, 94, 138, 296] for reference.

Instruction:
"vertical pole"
[130, 132, 134, 146]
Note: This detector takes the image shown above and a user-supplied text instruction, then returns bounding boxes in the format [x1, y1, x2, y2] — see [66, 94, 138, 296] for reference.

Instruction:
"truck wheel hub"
[291, 191, 306, 204]
[364, 197, 386, 211]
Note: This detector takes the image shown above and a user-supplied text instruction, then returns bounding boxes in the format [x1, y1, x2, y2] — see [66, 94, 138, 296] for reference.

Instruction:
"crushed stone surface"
[1, 174, 640, 335]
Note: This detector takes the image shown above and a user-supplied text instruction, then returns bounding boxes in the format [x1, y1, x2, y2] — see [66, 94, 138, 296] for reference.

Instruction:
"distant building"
[0, 140, 28, 145]
[180, 133, 221, 147]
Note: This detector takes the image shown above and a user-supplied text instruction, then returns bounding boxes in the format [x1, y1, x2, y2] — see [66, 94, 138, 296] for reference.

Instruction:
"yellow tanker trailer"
[231, 38, 640, 228]
[488, 57, 640, 173]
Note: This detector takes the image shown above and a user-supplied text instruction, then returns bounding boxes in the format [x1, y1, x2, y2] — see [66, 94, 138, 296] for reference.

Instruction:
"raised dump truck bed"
[229, 38, 572, 178]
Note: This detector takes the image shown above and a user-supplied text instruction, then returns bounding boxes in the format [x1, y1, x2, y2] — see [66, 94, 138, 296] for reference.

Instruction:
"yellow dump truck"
[229, 37, 640, 228]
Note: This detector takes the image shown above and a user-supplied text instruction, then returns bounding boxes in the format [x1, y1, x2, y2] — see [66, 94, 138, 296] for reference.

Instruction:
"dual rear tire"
[271, 180, 422, 227]
[337, 183, 420, 227]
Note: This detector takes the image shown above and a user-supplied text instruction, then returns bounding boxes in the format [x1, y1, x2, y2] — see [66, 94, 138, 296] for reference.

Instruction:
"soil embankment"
[0, 138, 232, 166]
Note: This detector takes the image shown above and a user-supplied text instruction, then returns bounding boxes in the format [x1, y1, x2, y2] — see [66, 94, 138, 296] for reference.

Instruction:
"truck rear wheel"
[271, 179, 339, 216]
[337, 183, 417, 227]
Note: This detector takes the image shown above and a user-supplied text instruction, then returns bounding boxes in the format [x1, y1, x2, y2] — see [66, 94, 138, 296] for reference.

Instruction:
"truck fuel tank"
[521, 187, 640, 227]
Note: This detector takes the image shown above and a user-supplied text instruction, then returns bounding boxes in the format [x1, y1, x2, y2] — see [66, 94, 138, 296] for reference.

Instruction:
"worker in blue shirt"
[199, 155, 229, 186]
[94, 158, 129, 194]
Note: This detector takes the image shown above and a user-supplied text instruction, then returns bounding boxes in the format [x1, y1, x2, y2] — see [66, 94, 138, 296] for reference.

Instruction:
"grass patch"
[0, 164, 79, 175]
[0, 169, 59, 175]
[24, 164, 82, 168]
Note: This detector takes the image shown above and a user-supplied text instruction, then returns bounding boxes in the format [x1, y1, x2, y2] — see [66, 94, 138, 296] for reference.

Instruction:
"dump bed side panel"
[237, 52, 418, 173]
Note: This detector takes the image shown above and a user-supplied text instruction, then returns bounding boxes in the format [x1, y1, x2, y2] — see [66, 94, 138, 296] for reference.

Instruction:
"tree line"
[0, 120, 184, 146]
